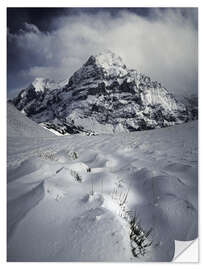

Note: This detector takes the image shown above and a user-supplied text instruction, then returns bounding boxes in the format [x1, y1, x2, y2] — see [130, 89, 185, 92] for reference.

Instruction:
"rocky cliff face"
[12, 51, 189, 135]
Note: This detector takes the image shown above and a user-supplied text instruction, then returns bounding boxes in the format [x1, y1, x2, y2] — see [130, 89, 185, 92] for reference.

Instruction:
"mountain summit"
[12, 51, 190, 135]
[72, 51, 128, 82]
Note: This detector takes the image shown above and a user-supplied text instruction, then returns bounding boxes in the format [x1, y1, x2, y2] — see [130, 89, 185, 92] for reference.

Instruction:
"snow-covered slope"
[31, 77, 60, 92]
[7, 102, 55, 137]
[176, 94, 198, 120]
[7, 120, 198, 262]
[12, 51, 189, 135]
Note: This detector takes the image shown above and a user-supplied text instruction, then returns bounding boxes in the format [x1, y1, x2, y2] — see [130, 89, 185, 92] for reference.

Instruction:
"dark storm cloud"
[7, 8, 152, 34]
[7, 8, 198, 98]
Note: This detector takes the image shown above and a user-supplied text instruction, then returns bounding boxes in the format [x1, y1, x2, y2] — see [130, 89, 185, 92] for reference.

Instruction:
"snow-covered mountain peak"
[94, 50, 125, 68]
[94, 50, 127, 78]
[31, 77, 48, 92]
[68, 51, 128, 86]
[13, 77, 63, 113]
[84, 50, 125, 67]
[31, 77, 59, 92]
[13, 51, 193, 135]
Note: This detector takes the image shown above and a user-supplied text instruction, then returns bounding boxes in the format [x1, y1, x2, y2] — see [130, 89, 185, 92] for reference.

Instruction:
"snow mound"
[7, 181, 45, 241]
[44, 181, 65, 201]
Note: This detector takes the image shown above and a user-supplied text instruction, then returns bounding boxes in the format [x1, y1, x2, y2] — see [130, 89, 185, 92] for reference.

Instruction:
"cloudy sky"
[7, 8, 198, 98]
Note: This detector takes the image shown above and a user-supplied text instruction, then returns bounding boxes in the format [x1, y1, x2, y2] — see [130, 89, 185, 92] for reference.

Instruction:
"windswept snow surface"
[7, 102, 55, 138]
[7, 121, 198, 262]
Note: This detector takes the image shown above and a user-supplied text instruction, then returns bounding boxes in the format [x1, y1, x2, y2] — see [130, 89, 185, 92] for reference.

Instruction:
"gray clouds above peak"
[23, 22, 40, 34]
[7, 8, 198, 98]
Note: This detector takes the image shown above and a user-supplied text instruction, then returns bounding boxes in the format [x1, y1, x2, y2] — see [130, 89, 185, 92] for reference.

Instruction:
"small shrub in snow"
[70, 170, 82, 182]
[87, 167, 91, 173]
[111, 188, 129, 219]
[111, 185, 152, 258]
[68, 151, 78, 160]
[129, 215, 152, 257]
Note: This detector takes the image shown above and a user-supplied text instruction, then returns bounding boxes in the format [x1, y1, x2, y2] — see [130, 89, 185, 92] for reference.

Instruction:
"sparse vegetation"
[68, 151, 78, 160]
[129, 215, 152, 257]
[71, 170, 82, 182]
[111, 187, 129, 219]
[90, 179, 94, 195]
[111, 184, 152, 258]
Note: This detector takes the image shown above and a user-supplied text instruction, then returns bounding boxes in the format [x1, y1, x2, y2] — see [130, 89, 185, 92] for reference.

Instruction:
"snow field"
[7, 121, 198, 261]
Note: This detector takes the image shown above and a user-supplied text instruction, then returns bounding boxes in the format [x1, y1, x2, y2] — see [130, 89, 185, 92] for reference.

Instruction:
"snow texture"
[7, 102, 55, 138]
[7, 112, 198, 261]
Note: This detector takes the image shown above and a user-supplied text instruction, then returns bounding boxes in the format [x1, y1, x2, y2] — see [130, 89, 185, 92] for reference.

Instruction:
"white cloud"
[8, 8, 198, 98]
[23, 22, 40, 34]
